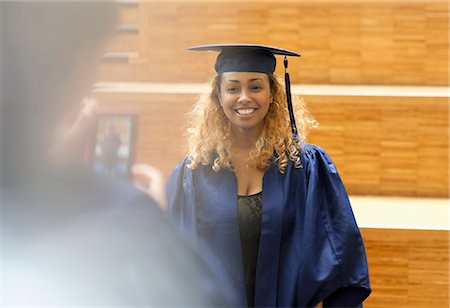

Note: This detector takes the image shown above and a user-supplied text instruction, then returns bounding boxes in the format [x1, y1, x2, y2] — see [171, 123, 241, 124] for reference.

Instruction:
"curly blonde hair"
[186, 74, 317, 173]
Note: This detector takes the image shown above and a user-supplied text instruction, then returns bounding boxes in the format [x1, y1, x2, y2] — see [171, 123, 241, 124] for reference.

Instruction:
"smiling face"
[219, 72, 273, 136]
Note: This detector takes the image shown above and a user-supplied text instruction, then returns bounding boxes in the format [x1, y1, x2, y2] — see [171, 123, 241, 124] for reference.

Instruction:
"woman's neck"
[231, 126, 262, 150]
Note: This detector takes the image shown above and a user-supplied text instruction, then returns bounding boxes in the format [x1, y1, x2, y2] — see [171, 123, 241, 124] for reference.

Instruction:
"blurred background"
[67, 0, 448, 307]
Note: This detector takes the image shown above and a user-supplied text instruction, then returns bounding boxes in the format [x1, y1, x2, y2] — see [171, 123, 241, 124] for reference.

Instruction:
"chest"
[232, 156, 264, 196]
[193, 164, 306, 228]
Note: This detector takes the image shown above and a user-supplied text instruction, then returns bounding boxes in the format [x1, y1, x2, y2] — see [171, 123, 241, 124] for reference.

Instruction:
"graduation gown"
[167, 143, 371, 307]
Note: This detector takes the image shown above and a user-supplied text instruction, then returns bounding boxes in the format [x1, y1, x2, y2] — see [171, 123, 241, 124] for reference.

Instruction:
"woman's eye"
[250, 85, 262, 91]
[226, 87, 238, 93]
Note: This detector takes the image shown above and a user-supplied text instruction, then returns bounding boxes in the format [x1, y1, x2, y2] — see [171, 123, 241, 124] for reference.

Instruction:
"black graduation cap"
[189, 43, 301, 142]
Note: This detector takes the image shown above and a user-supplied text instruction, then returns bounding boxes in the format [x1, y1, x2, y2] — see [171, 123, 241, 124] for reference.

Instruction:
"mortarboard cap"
[188, 43, 300, 75]
[188, 43, 301, 142]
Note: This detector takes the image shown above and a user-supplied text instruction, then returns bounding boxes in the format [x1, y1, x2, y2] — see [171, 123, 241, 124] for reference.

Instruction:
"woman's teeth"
[236, 108, 256, 115]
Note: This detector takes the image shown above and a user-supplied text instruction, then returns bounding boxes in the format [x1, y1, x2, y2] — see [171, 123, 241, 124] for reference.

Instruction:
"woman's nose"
[238, 90, 251, 104]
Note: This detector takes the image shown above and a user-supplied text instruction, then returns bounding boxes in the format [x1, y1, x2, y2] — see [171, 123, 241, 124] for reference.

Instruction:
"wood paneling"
[117, 2, 139, 25]
[305, 95, 449, 197]
[97, 1, 449, 85]
[103, 31, 139, 53]
[361, 228, 449, 307]
[98, 3, 140, 82]
[91, 91, 449, 197]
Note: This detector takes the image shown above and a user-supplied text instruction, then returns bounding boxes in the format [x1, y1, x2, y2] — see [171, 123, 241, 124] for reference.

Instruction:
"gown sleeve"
[166, 158, 198, 242]
[302, 144, 371, 307]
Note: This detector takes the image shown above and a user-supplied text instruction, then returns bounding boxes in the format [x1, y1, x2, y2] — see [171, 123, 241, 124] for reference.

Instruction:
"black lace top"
[237, 191, 263, 308]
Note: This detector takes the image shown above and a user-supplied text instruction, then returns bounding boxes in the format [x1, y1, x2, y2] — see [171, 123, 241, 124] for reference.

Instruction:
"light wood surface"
[350, 196, 449, 230]
[305, 95, 449, 197]
[361, 228, 449, 307]
[94, 82, 450, 97]
[99, 0, 449, 85]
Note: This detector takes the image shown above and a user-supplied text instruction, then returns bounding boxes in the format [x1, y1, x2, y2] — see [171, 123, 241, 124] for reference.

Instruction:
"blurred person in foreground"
[0, 2, 237, 306]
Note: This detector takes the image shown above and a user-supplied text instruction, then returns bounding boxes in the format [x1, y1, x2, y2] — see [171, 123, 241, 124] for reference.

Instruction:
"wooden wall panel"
[98, 3, 140, 81]
[361, 228, 449, 308]
[306, 95, 449, 197]
[112, 1, 449, 85]
[91, 91, 449, 197]
[117, 3, 139, 25]
[103, 32, 139, 54]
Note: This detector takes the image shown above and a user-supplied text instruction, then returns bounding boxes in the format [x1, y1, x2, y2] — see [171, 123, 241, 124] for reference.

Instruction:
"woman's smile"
[235, 107, 258, 116]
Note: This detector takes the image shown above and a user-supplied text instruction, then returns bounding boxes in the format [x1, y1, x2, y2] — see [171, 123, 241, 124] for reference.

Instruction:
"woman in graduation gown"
[167, 44, 371, 307]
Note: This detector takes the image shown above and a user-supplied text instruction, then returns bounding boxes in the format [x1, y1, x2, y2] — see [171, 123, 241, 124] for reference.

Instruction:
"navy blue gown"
[167, 143, 371, 307]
